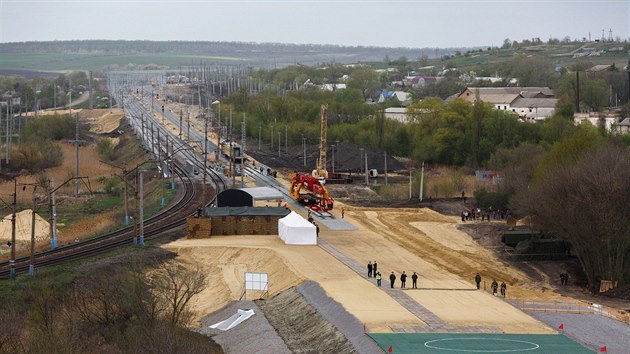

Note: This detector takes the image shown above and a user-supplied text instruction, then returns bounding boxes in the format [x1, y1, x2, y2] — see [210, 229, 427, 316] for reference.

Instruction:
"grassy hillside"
[0, 40, 626, 74]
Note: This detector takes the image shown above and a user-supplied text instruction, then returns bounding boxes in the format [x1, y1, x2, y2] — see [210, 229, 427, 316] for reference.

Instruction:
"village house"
[402, 76, 444, 88]
[377, 91, 412, 106]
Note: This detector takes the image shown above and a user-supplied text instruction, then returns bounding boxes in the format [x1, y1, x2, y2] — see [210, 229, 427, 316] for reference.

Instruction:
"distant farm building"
[458, 87, 557, 120]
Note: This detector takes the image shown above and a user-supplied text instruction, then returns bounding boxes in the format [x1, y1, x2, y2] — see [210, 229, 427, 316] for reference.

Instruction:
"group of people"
[368, 262, 419, 289]
[461, 207, 512, 222]
[475, 273, 507, 297]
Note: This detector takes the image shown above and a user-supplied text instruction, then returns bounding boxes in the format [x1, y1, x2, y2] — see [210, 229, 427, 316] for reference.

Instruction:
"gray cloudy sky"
[1, 0, 628, 48]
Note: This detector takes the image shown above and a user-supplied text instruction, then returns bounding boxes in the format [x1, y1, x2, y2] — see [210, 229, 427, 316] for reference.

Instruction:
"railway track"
[0, 147, 227, 280]
[0, 75, 232, 279]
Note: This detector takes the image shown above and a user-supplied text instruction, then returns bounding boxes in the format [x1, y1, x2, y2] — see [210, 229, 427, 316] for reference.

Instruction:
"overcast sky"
[1, 0, 628, 48]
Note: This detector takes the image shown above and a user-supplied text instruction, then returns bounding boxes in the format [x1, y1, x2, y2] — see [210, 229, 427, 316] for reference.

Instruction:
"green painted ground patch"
[369, 333, 591, 353]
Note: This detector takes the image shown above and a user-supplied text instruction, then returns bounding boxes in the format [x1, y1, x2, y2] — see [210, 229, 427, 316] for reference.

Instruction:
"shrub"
[96, 138, 117, 162]
[14, 140, 63, 172]
[23, 114, 77, 141]
[473, 188, 510, 209]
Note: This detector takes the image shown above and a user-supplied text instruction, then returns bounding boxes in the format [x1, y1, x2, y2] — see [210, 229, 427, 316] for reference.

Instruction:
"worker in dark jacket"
[389, 272, 396, 288]
[475, 273, 482, 289]
[400, 271, 407, 288]
[412, 272, 418, 289]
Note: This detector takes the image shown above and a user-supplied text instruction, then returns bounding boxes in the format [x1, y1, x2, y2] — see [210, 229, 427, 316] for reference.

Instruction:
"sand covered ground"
[163, 205, 567, 334]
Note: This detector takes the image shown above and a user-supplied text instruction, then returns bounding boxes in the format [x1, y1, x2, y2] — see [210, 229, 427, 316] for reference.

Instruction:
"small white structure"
[384, 107, 410, 123]
[617, 118, 630, 134]
[574, 113, 620, 132]
[278, 211, 317, 245]
[209, 309, 256, 331]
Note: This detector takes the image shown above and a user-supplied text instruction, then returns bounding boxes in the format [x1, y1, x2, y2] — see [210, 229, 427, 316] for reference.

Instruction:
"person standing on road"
[373, 261, 378, 276]
[375, 272, 382, 287]
[475, 273, 482, 289]
[500, 281, 507, 297]
[341, 206, 345, 218]
[389, 272, 396, 288]
[412, 272, 418, 289]
[400, 271, 407, 288]
[367, 261, 373, 278]
[491, 280, 498, 296]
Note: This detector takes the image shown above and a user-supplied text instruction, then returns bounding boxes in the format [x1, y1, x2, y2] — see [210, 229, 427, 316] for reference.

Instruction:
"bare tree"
[150, 262, 208, 327]
[518, 143, 630, 290]
[0, 309, 25, 353]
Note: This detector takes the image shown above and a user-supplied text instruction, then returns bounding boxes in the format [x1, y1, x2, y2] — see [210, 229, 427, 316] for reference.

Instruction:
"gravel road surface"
[298, 280, 384, 354]
[531, 312, 630, 353]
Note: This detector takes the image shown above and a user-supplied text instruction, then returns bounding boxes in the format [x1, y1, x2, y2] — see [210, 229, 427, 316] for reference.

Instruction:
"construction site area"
[3, 83, 628, 353]
[150, 94, 630, 352]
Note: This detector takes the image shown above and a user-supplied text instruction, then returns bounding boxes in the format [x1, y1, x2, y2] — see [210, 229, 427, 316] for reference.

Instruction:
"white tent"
[278, 211, 317, 245]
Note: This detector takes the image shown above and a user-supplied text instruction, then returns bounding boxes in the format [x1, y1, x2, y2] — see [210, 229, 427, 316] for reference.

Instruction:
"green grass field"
[369, 333, 592, 353]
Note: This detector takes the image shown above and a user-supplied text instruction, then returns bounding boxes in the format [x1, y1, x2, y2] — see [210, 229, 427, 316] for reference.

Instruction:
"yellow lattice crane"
[313, 104, 329, 179]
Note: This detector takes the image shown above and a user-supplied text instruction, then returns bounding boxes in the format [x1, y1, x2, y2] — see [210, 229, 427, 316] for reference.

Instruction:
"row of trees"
[0, 71, 100, 112]
[488, 124, 630, 289]
[217, 82, 630, 169]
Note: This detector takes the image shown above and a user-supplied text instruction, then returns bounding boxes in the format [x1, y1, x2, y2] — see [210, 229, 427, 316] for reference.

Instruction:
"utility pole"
[70, 113, 86, 197]
[69, 76, 72, 115]
[302, 134, 306, 167]
[49, 178, 57, 250]
[5, 99, 10, 164]
[187, 111, 191, 141]
[331, 145, 335, 173]
[359, 148, 364, 182]
[123, 163, 129, 224]
[240, 114, 247, 186]
[9, 179, 16, 278]
[409, 167, 412, 199]
[179, 109, 183, 138]
[384, 151, 388, 185]
[216, 101, 221, 160]
[88, 71, 93, 110]
[158, 129, 165, 207]
[203, 112, 208, 206]
[285, 124, 288, 153]
[419, 161, 425, 201]
[138, 172, 144, 245]
[141, 113, 145, 150]
[365, 152, 368, 185]
[29, 195, 36, 276]
[278, 131, 281, 157]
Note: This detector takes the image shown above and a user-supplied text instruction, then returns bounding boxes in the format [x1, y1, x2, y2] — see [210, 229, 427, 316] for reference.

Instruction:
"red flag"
[388, 345, 393, 353]
[559, 324, 564, 330]
[600, 346, 607, 352]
